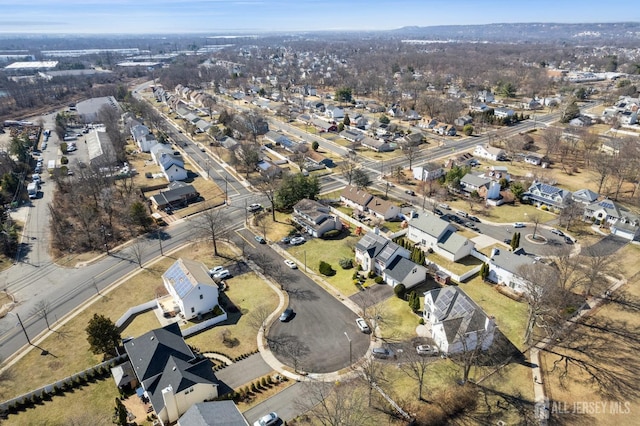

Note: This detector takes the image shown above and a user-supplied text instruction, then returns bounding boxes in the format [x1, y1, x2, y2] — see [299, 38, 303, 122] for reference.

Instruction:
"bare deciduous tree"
[398, 348, 432, 401]
[192, 205, 229, 256]
[30, 300, 53, 331]
[296, 380, 375, 426]
[247, 304, 272, 334]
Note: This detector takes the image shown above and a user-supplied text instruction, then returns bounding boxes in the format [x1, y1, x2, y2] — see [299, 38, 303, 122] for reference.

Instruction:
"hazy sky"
[0, 0, 637, 34]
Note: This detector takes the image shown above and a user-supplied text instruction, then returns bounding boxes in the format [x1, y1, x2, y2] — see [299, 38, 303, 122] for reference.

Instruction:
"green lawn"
[287, 233, 360, 297]
[425, 252, 482, 277]
[376, 296, 422, 341]
[459, 276, 528, 349]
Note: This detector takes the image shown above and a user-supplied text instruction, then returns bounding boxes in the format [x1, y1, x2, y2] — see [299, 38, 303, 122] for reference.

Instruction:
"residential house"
[454, 115, 473, 127]
[296, 113, 312, 124]
[150, 182, 200, 210]
[583, 199, 640, 240]
[403, 109, 422, 121]
[152, 144, 188, 182]
[340, 129, 365, 143]
[354, 231, 427, 289]
[425, 118, 439, 129]
[365, 102, 385, 113]
[407, 211, 475, 262]
[477, 90, 495, 103]
[340, 185, 374, 211]
[178, 401, 249, 426]
[413, 162, 444, 181]
[569, 116, 592, 127]
[487, 247, 537, 293]
[401, 132, 424, 145]
[524, 153, 546, 166]
[494, 107, 515, 119]
[311, 118, 338, 133]
[256, 159, 283, 178]
[292, 199, 342, 238]
[524, 181, 572, 210]
[361, 136, 394, 152]
[325, 105, 344, 120]
[473, 144, 506, 161]
[219, 136, 239, 151]
[571, 188, 599, 205]
[130, 123, 157, 152]
[350, 114, 368, 129]
[460, 173, 492, 194]
[366, 196, 400, 221]
[304, 151, 335, 169]
[264, 131, 299, 153]
[423, 286, 496, 354]
[387, 106, 403, 118]
[482, 166, 511, 183]
[619, 110, 638, 125]
[521, 98, 542, 110]
[122, 323, 219, 425]
[469, 103, 490, 113]
[161, 258, 220, 320]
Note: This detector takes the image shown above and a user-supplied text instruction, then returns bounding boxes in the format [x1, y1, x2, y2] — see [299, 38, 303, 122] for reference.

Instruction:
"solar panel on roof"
[600, 201, 614, 209]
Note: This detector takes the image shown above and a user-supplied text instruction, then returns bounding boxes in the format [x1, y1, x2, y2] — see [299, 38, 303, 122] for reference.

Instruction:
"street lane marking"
[235, 229, 256, 248]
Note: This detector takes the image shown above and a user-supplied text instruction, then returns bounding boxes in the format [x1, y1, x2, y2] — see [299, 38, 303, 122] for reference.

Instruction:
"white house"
[487, 247, 537, 294]
[494, 107, 515, 119]
[325, 106, 344, 120]
[292, 199, 342, 238]
[524, 181, 572, 210]
[583, 199, 640, 241]
[406, 211, 475, 262]
[413, 162, 444, 181]
[122, 323, 219, 425]
[366, 196, 400, 220]
[423, 286, 496, 354]
[473, 144, 506, 161]
[161, 258, 220, 321]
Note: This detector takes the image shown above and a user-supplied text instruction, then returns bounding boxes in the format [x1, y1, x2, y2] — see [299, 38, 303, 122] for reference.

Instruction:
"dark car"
[434, 209, 443, 216]
[468, 216, 480, 223]
[279, 308, 293, 322]
[565, 236, 574, 244]
[255, 235, 266, 244]
[372, 347, 392, 359]
[504, 238, 512, 245]
[405, 190, 416, 196]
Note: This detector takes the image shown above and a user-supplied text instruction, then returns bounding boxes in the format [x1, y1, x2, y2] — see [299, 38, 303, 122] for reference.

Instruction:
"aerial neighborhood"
[0, 21, 639, 426]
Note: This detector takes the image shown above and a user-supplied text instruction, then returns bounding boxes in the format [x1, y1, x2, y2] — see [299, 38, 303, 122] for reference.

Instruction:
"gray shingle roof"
[355, 231, 389, 259]
[408, 212, 451, 239]
[178, 401, 249, 426]
[384, 256, 424, 282]
[489, 247, 536, 275]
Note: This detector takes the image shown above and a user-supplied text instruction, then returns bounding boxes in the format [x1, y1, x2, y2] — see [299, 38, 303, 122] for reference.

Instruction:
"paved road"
[235, 228, 370, 374]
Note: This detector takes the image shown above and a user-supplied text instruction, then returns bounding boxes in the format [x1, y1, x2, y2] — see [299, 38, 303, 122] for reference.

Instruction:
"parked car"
[279, 308, 294, 322]
[438, 203, 451, 210]
[551, 228, 565, 236]
[404, 189, 416, 196]
[514, 222, 525, 228]
[372, 347, 392, 359]
[247, 203, 262, 212]
[208, 266, 225, 277]
[254, 235, 266, 244]
[434, 209, 443, 216]
[468, 215, 480, 223]
[284, 259, 297, 269]
[565, 236, 574, 244]
[456, 210, 468, 218]
[212, 270, 231, 281]
[416, 344, 439, 356]
[280, 236, 291, 244]
[253, 412, 278, 426]
[289, 236, 306, 245]
[503, 238, 512, 245]
[356, 317, 370, 333]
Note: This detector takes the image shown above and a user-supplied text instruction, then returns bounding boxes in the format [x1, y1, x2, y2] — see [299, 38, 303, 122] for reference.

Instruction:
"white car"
[289, 236, 306, 245]
[253, 412, 278, 426]
[247, 203, 262, 212]
[284, 259, 297, 269]
[356, 317, 370, 333]
[208, 266, 225, 276]
[513, 222, 525, 228]
[212, 270, 231, 281]
[416, 344, 439, 356]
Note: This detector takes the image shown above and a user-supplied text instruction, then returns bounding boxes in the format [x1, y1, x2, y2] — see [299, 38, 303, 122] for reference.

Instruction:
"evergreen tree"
[113, 398, 128, 426]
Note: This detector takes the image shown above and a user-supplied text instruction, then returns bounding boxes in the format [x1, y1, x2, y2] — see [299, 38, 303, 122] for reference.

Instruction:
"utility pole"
[10, 312, 32, 346]
[344, 331, 352, 365]
[157, 228, 164, 256]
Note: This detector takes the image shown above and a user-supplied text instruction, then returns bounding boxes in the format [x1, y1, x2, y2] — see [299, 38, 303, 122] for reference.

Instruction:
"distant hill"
[389, 22, 640, 45]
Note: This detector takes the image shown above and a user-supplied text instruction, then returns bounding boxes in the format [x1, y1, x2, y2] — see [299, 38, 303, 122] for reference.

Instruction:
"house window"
[200, 294, 203, 299]
[191, 307, 195, 313]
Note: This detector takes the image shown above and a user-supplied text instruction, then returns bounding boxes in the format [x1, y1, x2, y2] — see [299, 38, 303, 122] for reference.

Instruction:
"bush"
[319, 261, 336, 276]
[394, 283, 406, 299]
[419, 318, 425, 325]
[374, 276, 384, 284]
[339, 258, 354, 269]
[60, 156, 69, 165]
[322, 229, 342, 239]
[368, 271, 375, 279]
[541, 205, 548, 211]
[352, 272, 359, 280]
